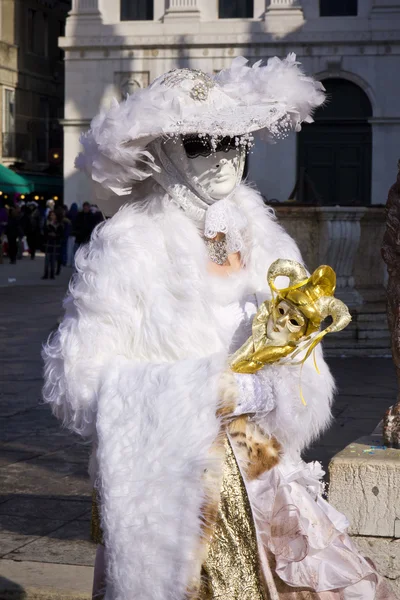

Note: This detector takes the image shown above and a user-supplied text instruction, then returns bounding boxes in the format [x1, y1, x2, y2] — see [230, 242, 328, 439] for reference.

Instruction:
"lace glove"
[232, 372, 275, 417]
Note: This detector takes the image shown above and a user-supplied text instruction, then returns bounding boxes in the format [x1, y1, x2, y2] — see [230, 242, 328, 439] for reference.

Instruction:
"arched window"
[297, 78, 372, 206]
[121, 0, 153, 21]
[219, 0, 253, 18]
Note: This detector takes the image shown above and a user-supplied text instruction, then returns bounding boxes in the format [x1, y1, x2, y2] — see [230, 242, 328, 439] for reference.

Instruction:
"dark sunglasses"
[182, 135, 241, 159]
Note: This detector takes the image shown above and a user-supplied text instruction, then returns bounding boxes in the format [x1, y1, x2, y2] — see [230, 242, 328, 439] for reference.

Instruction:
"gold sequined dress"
[91, 436, 395, 600]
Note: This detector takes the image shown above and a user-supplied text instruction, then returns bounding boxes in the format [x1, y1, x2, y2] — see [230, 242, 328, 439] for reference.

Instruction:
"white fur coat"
[43, 183, 334, 600]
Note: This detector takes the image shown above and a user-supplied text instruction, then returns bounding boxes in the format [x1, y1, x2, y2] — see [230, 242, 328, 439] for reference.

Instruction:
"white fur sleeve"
[257, 344, 335, 454]
[42, 290, 226, 439]
[42, 205, 231, 439]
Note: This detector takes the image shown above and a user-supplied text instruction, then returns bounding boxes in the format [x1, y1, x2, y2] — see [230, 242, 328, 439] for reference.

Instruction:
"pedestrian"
[90, 203, 104, 226]
[66, 202, 78, 266]
[16, 204, 25, 259]
[5, 207, 22, 264]
[42, 210, 63, 280]
[0, 199, 8, 264]
[55, 205, 71, 270]
[45, 199, 55, 220]
[25, 202, 41, 260]
[74, 201, 99, 248]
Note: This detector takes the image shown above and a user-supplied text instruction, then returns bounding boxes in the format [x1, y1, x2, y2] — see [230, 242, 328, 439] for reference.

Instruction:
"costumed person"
[43, 56, 396, 600]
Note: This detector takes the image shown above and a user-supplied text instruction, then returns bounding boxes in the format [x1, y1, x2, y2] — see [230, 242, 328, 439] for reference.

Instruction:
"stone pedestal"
[163, 0, 201, 21]
[371, 0, 400, 16]
[274, 205, 389, 355]
[264, 0, 304, 30]
[318, 207, 365, 308]
[70, 0, 101, 17]
[329, 429, 400, 595]
[67, 0, 101, 33]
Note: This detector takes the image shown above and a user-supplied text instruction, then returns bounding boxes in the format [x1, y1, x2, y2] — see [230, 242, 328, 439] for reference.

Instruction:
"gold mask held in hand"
[230, 259, 351, 374]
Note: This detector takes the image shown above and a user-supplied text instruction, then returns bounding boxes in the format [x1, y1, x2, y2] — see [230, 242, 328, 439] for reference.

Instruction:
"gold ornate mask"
[266, 299, 307, 344]
[230, 259, 351, 376]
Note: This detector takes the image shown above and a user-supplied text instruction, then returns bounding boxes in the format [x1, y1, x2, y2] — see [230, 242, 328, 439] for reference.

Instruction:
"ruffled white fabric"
[247, 460, 381, 599]
[204, 198, 248, 254]
[233, 372, 275, 416]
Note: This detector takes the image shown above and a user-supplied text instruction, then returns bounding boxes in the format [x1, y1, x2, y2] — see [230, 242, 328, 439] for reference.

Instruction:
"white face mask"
[188, 149, 243, 202]
[156, 136, 245, 205]
[150, 136, 248, 257]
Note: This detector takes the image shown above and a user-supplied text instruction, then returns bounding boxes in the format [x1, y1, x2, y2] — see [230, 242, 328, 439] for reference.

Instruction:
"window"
[43, 13, 48, 57]
[297, 79, 372, 206]
[120, 0, 153, 20]
[59, 20, 66, 61]
[320, 0, 357, 16]
[37, 97, 49, 163]
[27, 8, 35, 52]
[27, 9, 48, 55]
[3, 89, 15, 134]
[219, 0, 253, 18]
[2, 88, 16, 158]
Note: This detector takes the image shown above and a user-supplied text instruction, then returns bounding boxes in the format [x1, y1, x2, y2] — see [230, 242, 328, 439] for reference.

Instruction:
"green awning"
[0, 164, 34, 194]
[16, 173, 63, 195]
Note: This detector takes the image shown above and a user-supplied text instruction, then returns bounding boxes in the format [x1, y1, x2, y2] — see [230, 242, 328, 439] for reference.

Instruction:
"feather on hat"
[76, 54, 325, 197]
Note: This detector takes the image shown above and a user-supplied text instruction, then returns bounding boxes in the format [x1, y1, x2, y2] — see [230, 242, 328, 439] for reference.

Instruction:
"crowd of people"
[0, 199, 104, 279]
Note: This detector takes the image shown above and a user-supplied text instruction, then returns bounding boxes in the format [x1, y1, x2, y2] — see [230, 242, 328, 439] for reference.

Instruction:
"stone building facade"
[0, 1, 18, 168]
[0, 0, 70, 197]
[61, 0, 400, 353]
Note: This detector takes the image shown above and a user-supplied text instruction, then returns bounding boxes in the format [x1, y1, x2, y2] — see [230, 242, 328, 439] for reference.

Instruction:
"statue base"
[329, 424, 400, 595]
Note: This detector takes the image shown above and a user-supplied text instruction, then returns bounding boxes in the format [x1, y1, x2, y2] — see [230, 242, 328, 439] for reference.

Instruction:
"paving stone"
[75, 510, 91, 522]
[0, 515, 65, 537]
[34, 445, 91, 466]
[0, 449, 43, 468]
[0, 533, 38, 557]
[0, 558, 93, 599]
[0, 397, 40, 418]
[3, 521, 96, 566]
[0, 463, 91, 497]
[0, 432, 79, 456]
[353, 537, 400, 597]
[0, 498, 90, 522]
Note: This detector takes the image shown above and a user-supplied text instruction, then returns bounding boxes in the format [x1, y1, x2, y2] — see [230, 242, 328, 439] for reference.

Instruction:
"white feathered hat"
[76, 54, 325, 197]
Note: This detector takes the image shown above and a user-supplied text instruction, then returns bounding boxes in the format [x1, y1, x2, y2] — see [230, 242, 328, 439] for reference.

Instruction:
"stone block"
[4, 521, 96, 566]
[329, 433, 400, 537]
[0, 558, 92, 599]
[329, 431, 400, 593]
[352, 536, 400, 596]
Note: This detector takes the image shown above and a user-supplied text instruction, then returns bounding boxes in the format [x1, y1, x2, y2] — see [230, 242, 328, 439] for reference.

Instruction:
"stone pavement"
[0, 252, 71, 289]
[0, 255, 397, 598]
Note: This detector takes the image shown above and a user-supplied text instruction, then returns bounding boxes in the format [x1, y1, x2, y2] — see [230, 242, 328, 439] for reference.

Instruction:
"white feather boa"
[98, 355, 224, 600]
[42, 183, 335, 599]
